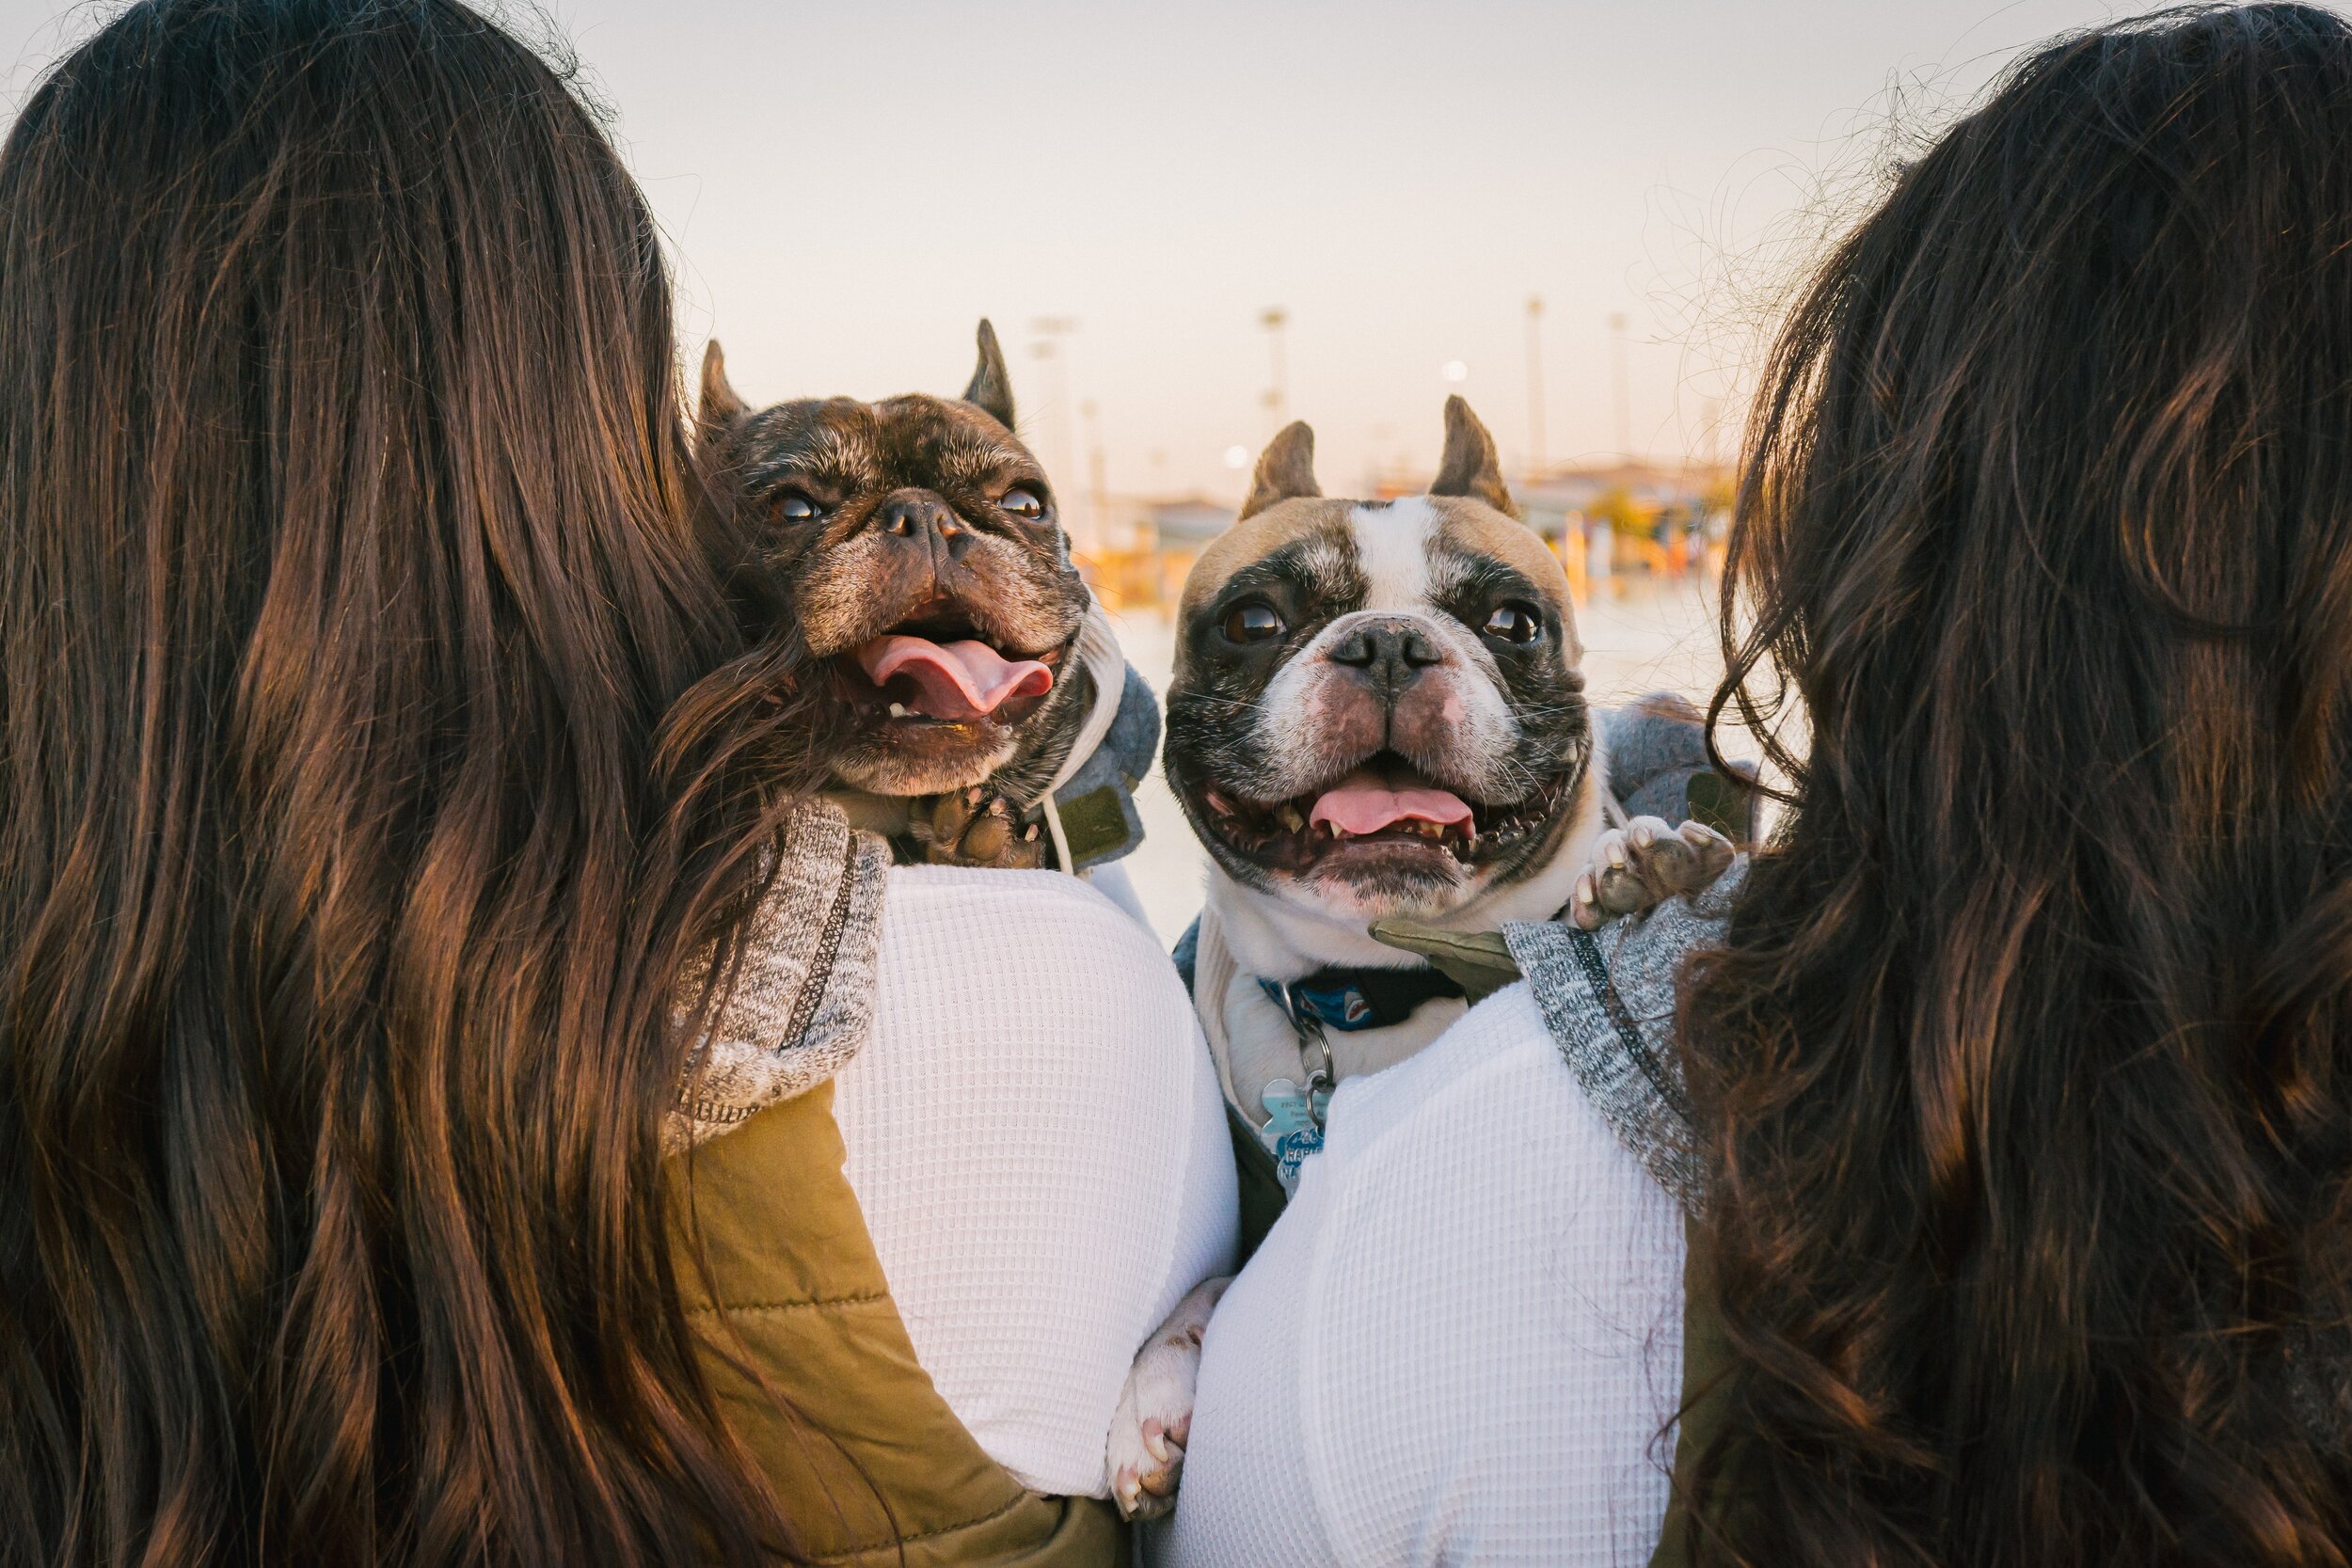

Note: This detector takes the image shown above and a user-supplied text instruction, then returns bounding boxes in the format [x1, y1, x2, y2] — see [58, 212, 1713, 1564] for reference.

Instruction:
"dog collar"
[1258, 964, 1467, 1034]
[1036, 657, 1156, 872]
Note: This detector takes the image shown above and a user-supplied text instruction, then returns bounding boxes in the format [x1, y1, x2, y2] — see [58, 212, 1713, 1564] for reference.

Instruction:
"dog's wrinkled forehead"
[1177, 494, 1576, 662]
[729, 393, 1038, 499]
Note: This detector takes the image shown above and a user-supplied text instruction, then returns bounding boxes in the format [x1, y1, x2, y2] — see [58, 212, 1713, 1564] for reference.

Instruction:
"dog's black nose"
[873, 489, 970, 555]
[1329, 617, 1444, 694]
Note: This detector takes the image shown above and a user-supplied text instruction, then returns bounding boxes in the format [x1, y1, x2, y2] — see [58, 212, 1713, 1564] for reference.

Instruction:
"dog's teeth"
[887, 702, 911, 719]
[1277, 805, 1305, 833]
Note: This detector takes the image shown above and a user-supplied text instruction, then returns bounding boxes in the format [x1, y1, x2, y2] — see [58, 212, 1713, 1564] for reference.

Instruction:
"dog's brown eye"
[1222, 600, 1284, 644]
[1000, 487, 1045, 520]
[1483, 602, 1543, 644]
[771, 490, 819, 524]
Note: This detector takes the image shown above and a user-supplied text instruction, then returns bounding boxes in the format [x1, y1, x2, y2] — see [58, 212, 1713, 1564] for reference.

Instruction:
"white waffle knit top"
[1152, 982, 1686, 1567]
[832, 863, 1237, 1498]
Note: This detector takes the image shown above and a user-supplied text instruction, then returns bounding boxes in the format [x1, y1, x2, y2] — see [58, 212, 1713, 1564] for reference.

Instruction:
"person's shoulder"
[1316, 983, 1577, 1161]
[887, 860, 1140, 919]
[1271, 983, 1687, 1565]
[883, 863, 1176, 971]
[1299, 981, 1666, 1256]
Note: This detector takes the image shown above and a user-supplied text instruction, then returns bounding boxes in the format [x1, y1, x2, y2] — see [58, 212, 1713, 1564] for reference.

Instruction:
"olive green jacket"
[675, 1082, 1122, 1566]
[669, 803, 1121, 1566]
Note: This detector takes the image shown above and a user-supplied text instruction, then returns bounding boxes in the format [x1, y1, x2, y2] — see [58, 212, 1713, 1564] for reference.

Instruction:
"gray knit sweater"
[665, 802, 892, 1153]
[1502, 862, 1741, 1217]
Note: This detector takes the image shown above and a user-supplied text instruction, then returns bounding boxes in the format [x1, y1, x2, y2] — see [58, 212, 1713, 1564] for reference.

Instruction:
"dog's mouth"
[1185, 752, 1578, 875]
[834, 607, 1067, 730]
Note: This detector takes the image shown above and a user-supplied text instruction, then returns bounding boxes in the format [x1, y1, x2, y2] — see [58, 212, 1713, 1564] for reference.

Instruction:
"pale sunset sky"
[0, 1, 2261, 501]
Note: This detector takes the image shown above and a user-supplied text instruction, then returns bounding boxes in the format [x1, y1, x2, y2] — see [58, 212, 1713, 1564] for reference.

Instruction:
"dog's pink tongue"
[1309, 779, 1475, 836]
[855, 635, 1053, 721]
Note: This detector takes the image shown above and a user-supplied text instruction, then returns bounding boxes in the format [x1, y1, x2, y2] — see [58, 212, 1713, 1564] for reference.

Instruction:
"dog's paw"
[1107, 1337, 1197, 1519]
[1568, 816, 1736, 930]
[915, 788, 1053, 869]
[1106, 1278, 1228, 1521]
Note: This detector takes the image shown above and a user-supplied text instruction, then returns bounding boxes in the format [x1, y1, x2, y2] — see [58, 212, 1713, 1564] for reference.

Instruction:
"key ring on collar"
[1270, 980, 1337, 1120]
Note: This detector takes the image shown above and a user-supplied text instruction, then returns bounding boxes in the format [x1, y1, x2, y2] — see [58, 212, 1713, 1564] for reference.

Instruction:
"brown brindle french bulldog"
[698, 322, 1106, 866]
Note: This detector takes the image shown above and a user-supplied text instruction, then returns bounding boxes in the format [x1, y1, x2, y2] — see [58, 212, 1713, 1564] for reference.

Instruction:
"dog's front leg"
[1105, 1275, 1230, 1520]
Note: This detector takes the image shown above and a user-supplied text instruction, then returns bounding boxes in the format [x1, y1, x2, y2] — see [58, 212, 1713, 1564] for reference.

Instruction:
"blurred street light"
[1525, 295, 1547, 475]
[1259, 307, 1290, 432]
[1609, 310, 1631, 462]
[1028, 317, 1084, 542]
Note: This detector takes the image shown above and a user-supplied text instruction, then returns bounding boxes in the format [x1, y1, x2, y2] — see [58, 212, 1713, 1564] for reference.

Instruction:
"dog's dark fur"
[698, 323, 1097, 865]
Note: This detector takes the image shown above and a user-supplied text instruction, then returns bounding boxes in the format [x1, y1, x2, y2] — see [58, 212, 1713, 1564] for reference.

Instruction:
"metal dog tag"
[1260, 1077, 1332, 1196]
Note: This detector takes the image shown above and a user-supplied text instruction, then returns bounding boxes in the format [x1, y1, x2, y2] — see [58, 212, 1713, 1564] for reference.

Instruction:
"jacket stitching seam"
[685, 1291, 891, 1315]
[801, 1486, 1038, 1561]
[780, 834, 862, 1052]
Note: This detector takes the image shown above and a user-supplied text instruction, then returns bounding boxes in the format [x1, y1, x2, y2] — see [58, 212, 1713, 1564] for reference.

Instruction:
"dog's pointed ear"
[699, 339, 747, 439]
[1240, 421, 1320, 520]
[1429, 395, 1517, 517]
[962, 319, 1017, 429]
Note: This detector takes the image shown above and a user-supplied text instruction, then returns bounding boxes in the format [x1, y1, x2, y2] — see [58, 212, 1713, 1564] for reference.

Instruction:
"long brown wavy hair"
[1685, 7, 2352, 1565]
[0, 3, 812, 1563]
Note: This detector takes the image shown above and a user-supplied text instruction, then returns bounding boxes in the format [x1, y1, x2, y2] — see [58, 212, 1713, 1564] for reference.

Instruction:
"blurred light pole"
[1525, 295, 1547, 476]
[1028, 316, 1083, 544]
[1259, 307, 1290, 434]
[1081, 397, 1108, 549]
[1609, 311, 1631, 463]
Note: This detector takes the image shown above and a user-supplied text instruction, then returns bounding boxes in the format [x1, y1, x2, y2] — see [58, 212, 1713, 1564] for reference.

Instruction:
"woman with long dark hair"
[0, 4, 903, 1563]
[1682, 6, 2352, 1562]
[1166, 7, 2352, 1565]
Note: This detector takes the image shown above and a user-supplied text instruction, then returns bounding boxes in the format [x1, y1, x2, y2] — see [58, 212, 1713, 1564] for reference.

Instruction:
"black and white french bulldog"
[1105, 399, 1732, 1518]
[1168, 398, 1610, 1123]
[698, 321, 1155, 875]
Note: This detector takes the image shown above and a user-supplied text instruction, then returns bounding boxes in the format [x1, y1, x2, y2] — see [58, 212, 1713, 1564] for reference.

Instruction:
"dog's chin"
[1279, 844, 1483, 923]
[1177, 749, 1585, 923]
[831, 724, 1022, 798]
[828, 686, 1066, 797]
